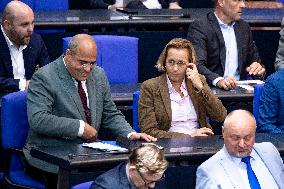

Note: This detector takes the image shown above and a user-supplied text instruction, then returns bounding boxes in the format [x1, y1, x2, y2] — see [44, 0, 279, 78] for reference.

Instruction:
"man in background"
[0, 0, 49, 95]
[187, 0, 265, 90]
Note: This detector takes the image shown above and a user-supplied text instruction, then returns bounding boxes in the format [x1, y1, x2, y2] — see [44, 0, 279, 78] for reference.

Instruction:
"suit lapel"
[185, 78, 200, 122]
[208, 12, 226, 71]
[219, 147, 245, 189]
[0, 31, 14, 77]
[23, 44, 34, 78]
[254, 145, 283, 187]
[234, 22, 243, 74]
[56, 56, 86, 121]
[158, 74, 172, 121]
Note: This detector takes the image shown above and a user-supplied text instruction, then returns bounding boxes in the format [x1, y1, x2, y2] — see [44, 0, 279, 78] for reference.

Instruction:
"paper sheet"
[82, 142, 128, 152]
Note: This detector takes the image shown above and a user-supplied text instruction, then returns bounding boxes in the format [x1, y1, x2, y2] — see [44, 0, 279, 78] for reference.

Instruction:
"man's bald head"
[2, 1, 34, 48]
[2, 1, 33, 24]
[223, 110, 256, 130]
[222, 110, 256, 158]
[65, 34, 97, 81]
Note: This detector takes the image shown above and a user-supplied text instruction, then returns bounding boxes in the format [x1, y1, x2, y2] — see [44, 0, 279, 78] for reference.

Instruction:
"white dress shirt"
[167, 76, 199, 135]
[230, 149, 279, 189]
[1, 25, 27, 90]
[212, 14, 240, 86]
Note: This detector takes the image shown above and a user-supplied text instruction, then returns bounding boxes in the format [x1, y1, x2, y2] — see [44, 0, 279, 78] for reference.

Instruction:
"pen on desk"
[68, 151, 129, 159]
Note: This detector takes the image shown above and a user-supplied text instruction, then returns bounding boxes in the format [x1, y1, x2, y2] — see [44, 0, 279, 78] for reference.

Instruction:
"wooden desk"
[30, 134, 284, 188]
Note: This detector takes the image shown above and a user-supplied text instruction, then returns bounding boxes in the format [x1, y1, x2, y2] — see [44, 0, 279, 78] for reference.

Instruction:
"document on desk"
[236, 80, 265, 91]
[82, 142, 128, 152]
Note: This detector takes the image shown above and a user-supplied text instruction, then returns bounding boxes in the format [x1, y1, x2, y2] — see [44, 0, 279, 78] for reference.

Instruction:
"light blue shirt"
[212, 14, 240, 86]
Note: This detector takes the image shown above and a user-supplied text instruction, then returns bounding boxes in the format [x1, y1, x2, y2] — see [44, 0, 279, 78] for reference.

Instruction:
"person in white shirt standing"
[196, 109, 284, 189]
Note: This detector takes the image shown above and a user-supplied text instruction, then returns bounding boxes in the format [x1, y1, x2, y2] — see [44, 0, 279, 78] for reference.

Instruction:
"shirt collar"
[1, 25, 27, 51]
[214, 13, 235, 29]
[225, 146, 257, 166]
[166, 74, 187, 95]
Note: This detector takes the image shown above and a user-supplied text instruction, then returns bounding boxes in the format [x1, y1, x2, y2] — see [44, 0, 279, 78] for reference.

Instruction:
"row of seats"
[0, 33, 265, 188]
[0, 0, 68, 11]
[0, 84, 265, 188]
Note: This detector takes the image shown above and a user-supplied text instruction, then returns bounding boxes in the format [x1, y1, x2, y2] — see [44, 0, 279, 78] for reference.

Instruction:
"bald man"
[24, 34, 156, 182]
[0, 1, 49, 95]
[196, 110, 284, 189]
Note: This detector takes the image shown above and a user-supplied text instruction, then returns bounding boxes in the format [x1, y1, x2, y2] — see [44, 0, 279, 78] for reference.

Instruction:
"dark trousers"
[26, 164, 58, 189]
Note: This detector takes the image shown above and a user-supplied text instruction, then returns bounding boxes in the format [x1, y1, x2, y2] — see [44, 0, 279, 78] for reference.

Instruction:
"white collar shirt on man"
[229, 148, 279, 189]
[212, 14, 240, 86]
[166, 75, 199, 135]
[1, 25, 27, 91]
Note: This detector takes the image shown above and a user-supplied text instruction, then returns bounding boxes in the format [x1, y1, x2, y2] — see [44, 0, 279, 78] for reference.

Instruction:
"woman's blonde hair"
[155, 38, 196, 72]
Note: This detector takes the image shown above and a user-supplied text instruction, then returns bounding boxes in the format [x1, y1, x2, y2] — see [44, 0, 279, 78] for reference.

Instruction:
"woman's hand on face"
[186, 63, 204, 91]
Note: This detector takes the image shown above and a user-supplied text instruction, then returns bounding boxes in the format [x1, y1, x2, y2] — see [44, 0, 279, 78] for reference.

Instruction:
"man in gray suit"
[24, 34, 156, 182]
[196, 110, 284, 189]
[275, 17, 284, 71]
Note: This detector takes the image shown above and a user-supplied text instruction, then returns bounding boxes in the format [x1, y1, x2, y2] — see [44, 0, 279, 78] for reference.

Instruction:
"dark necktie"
[241, 156, 261, 189]
[77, 81, 91, 125]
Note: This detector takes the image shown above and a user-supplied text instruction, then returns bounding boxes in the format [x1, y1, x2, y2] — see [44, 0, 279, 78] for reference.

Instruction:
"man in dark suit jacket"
[91, 143, 168, 189]
[0, 1, 49, 96]
[187, 0, 265, 90]
[24, 34, 156, 177]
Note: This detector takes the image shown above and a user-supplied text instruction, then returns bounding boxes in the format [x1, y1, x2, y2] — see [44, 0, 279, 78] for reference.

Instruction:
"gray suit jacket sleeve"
[27, 64, 80, 139]
[275, 18, 284, 71]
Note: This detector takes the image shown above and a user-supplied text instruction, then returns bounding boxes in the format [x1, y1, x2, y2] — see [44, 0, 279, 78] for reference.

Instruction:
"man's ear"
[129, 165, 136, 171]
[218, 0, 225, 8]
[3, 20, 11, 30]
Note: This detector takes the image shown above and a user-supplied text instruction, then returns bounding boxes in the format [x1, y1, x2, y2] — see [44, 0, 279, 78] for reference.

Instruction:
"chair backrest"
[34, 0, 68, 10]
[62, 35, 139, 84]
[253, 84, 265, 125]
[71, 181, 94, 189]
[1, 91, 29, 149]
[132, 91, 141, 133]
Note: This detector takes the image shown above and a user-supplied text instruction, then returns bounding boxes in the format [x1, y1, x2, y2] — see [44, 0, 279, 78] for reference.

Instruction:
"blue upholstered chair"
[62, 35, 139, 84]
[253, 84, 265, 125]
[132, 91, 141, 133]
[1, 91, 45, 189]
[34, 0, 68, 10]
[0, 0, 34, 11]
[71, 181, 94, 189]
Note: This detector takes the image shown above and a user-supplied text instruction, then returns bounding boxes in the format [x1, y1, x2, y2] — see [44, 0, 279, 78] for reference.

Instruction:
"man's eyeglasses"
[78, 60, 96, 69]
[136, 168, 165, 186]
[165, 59, 187, 67]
